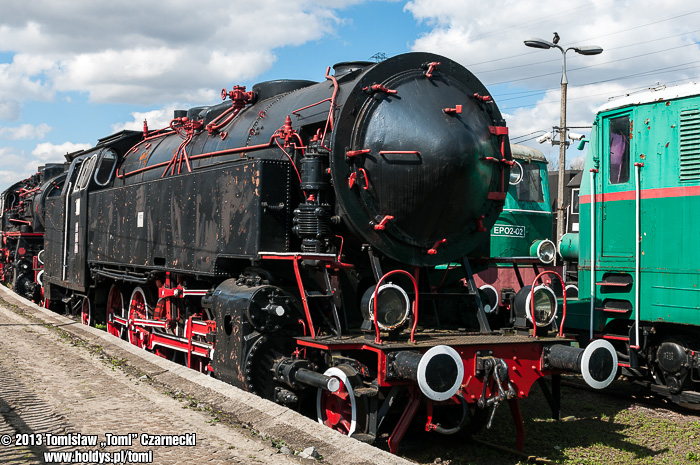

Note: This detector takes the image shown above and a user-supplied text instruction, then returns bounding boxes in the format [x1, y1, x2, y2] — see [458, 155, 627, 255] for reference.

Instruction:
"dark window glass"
[609, 116, 630, 184]
[94, 149, 118, 186]
[571, 188, 580, 214]
[516, 163, 544, 202]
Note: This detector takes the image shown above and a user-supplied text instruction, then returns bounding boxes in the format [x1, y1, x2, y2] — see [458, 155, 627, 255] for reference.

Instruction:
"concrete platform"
[0, 285, 413, 465]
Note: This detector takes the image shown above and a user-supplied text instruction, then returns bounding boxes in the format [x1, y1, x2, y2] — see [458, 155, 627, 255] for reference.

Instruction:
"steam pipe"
[273, 358, 340, 392]
[294, 368, 340, 392]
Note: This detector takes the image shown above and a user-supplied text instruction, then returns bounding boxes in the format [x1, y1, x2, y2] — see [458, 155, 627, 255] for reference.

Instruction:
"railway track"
[386, 372, 699, 465]
[554, 377, 700, 414]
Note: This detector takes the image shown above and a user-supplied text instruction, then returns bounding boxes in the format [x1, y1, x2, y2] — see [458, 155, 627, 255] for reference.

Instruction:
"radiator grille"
[680, 109, 700, 181]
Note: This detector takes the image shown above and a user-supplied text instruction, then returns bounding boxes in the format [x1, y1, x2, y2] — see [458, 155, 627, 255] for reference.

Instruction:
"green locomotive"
[473, 144, 563, 330]
[562, 83, 700, 405]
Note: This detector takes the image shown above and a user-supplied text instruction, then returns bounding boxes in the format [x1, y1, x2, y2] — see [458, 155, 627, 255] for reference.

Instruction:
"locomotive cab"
[42, 131, 141, 313]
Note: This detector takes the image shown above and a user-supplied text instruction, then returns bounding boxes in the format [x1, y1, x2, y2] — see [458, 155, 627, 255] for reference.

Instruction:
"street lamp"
[524, 36, 602, 247]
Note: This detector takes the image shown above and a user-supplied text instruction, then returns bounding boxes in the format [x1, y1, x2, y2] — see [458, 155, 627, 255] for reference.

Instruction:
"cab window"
[94, 149, 118, 186]
[516, 163, 544, 202]
[571, 188, 580, 214]
[74, 155, 97, 192]
[609, 116, 630, 184]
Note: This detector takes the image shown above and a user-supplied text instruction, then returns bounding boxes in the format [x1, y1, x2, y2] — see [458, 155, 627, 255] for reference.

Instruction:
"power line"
[512, 132, 551, 143]
[475, 28, 700, 75]
[511, 130, 548, 143]
[499, 66, 700, 110]
[406, 5, 700, 71]
[460, 2, 601, 42]
[493, 60, 700, 102]
[389, 1, 607, 60]
[485, 41, 700, 86]
[364, 6, 700, 128]
[511, 129, 547, 139]
[570, 8, 700, 45]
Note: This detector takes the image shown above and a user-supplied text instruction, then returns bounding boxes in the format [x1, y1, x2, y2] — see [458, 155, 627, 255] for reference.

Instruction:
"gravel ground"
[395, 377, 700, 465]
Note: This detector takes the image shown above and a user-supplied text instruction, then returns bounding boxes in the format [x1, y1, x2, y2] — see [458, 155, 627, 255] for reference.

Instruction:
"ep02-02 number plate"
[491, 224, 525, 238]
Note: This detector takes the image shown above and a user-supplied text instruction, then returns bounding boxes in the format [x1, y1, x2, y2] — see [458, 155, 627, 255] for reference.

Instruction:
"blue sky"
[1, 0, 700, 191]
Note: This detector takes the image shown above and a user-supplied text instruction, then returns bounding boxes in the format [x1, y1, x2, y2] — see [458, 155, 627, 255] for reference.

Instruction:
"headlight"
[526, 285, 558, 327]
[530, 239, 556, 264]
[367, 283, 411, 331]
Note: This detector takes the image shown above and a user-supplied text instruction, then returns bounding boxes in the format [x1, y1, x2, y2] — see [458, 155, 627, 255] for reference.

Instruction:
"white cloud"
[111, 104, 184, 133]
[0, 147, 45, 185]
[0, 60, 53, 121]
[0, 123, 51, 140]
[0, 0, 378, 191]
[0, 147, 31, 169]
[0, 1, 368, 107]
[0, 101, 22, 121]
[32, 141, 92, 163]
[404, 0, 700, 167]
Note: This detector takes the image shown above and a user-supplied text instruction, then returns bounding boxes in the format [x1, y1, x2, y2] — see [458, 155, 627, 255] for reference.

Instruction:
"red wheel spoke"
[80, 297, 91, 326]
[318, 372, 358, 436]
[107, 285, 124, 338]
[128, 287, 152, 349]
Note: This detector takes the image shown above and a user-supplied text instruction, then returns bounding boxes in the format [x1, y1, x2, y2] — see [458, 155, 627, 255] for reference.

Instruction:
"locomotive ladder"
[302, 266, 344, 338]
[259, 252, 349, 339]
[589, 165, 644, 369]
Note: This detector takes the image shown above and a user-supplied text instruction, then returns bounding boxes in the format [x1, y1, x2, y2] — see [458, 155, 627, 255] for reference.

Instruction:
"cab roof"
[598, 82, 700, 113]
[510, 143, 548, 163]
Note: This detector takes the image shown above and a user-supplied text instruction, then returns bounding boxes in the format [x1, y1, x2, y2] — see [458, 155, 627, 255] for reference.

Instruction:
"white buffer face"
[417, 345, 465, 402]
[581, 339, 618, 389]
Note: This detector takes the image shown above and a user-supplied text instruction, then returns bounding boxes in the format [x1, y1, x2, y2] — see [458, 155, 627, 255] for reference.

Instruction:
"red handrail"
[372, 270, 419, 344]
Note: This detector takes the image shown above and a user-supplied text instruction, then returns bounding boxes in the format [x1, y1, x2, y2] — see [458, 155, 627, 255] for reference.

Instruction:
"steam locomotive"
[0, 52, 617, 452]
[0, 164, 64, 300]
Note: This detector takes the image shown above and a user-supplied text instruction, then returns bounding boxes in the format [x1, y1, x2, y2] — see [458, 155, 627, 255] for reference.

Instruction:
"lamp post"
[524, 37, 602, 246]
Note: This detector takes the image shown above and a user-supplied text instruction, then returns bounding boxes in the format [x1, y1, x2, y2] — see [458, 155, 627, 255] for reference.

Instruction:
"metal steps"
[595, 306, 631, 313]
[595, 281, 631, 288]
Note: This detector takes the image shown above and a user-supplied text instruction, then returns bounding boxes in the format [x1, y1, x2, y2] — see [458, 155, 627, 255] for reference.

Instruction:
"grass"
[398, 377, 700, 465]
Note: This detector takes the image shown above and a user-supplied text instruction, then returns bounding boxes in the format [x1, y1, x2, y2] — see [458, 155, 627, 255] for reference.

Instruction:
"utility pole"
[524, 35, 602, 245]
